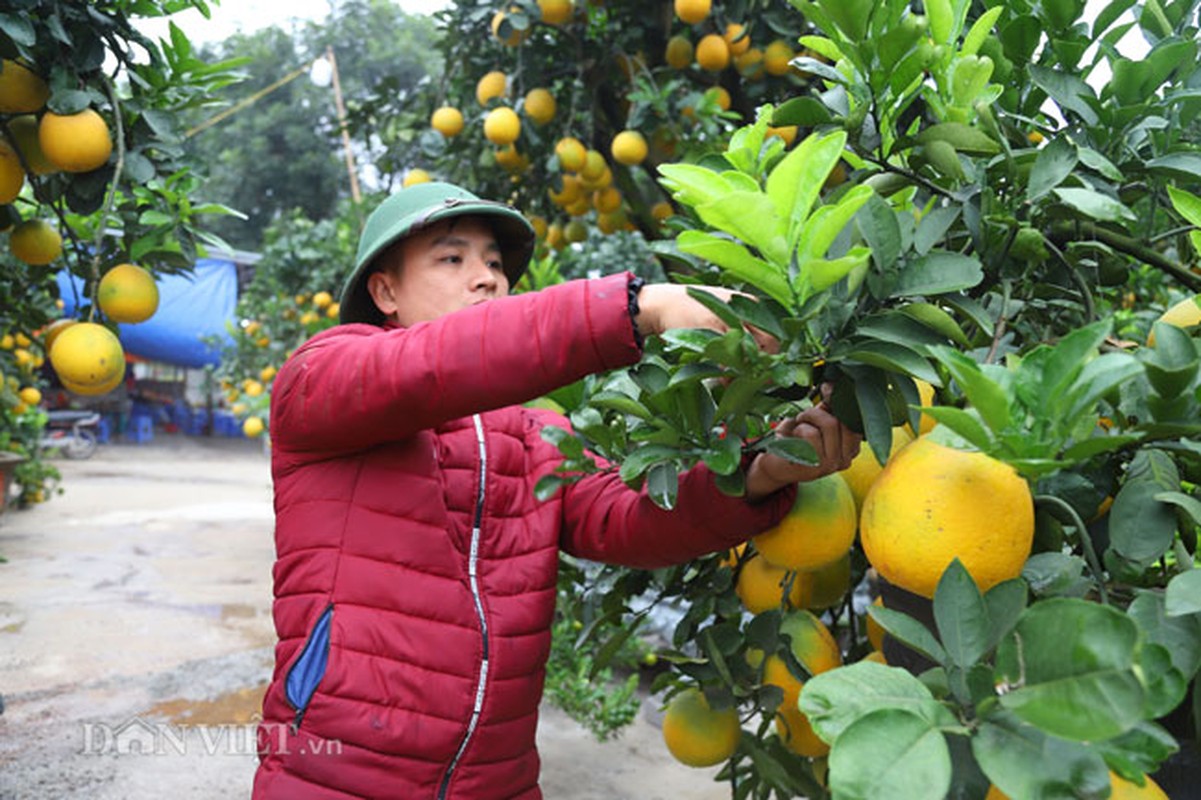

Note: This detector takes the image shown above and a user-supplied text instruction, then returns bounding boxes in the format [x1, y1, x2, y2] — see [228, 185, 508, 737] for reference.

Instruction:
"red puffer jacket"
[252, 273, 796, 799]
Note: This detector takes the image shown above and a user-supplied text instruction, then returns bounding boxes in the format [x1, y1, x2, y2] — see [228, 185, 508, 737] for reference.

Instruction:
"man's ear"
[366, 270, 400, 316]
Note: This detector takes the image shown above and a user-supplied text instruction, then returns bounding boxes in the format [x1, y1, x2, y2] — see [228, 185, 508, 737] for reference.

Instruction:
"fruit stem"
[88, 75, 127, 323]
[1034, 493, 1109, 605]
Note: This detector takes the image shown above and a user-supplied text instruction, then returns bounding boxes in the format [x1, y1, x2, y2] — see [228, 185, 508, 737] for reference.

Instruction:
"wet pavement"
[0, 434, 728, 800]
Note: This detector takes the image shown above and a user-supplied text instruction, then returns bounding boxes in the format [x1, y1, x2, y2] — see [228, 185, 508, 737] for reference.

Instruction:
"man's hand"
[744, 386, 863, 502]
[635, 283, 778, 352]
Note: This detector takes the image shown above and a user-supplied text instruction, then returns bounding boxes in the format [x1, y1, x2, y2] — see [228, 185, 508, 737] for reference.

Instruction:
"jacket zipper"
[438, 414, 490, 800]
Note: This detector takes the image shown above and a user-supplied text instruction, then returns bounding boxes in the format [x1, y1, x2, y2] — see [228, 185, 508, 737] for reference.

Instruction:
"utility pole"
[325, 46, 362, 204]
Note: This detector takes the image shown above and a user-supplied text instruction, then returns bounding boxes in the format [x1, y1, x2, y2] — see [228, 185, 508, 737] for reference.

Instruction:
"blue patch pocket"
[285, 604, 334, 724]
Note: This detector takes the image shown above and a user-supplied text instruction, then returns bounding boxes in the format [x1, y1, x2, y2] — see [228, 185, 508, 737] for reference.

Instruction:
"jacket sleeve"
[558, 458, 798, 569]
[271, 273, 641, 456]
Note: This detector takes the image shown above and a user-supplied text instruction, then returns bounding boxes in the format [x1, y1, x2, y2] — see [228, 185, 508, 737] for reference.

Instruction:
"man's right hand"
[634, 283, 778, 352]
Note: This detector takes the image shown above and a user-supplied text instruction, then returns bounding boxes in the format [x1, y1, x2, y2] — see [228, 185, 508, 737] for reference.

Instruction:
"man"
[252, 182, 860, 799]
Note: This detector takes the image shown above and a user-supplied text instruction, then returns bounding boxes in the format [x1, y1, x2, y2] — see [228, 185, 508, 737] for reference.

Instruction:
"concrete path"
[0, 435, 728, 800]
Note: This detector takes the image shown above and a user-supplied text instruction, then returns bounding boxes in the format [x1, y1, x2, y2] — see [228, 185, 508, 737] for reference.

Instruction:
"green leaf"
[1110, 479, 1180, 566]
[772, 96, 835, 126]
[1078, 146, 1125, 181]
[657, 163, 735, 207]
[646, 461, 679, 509]
[920, 407, 995, 452]
[1167, 185, 1201, 228]
[801, 661, 946, 739]
[618, 445, 680, 486]
[798, 185, 874, 262]
[761, 436, 819, 465]
[1094, 722, 1182, 780]
[1143, 323, 1200, 398]
[934, 559, 991, 668]
[972, 712, 1110, 800]
[676, 231, 792, 309]
[694, 191, 788, 261]
[1028, 65, 1100, 125]
[702, 436, 744, 476]
[869, 606, 948, 665]
[914, 207, 961, 255]
[1022, 552, 1088, 597]
[534, 474, 565, 501]
[1063, 352, 1144, 421]
[805, 249, 873, 293]
[1165, 569, 1201, 618]
[995, 598, 1145, 741]
[0, 13, 36, 46]
[1053, 187, 1137, 224]
[589, 391, 652, 419]
[1127, 590, 1201, 679]
[828, 709, 952, 800]
[857, 193, 903, 271]
[1146, 152, 1201, 182]
[899, 303, 972, 347]
[766, 129, 848, 248]
[1135, 642, 1188, 718]
[890, 252, 984, 297]
[1027, 137, 1078, 202]
[983, 580, 1028, 651]
[842, 341, 941, 386]
[928, 347, 1012, 434]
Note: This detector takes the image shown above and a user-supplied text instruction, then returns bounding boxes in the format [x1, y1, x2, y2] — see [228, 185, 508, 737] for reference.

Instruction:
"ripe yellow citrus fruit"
[763, 657, 831, 757]
[1148, 294, 1201, 345]
[491, 8, 528, 46]
[9, 219, 62, 265]
[5, 115, 56, 175]
[476, 71, 508, 105]
[0, 144, 24, 204]
[554, 137, 587, 171]
[538, 0, 573, 25]
[0, 60, 50, 113]
[98, 263, 159, 324]
[243, 417, 265, 438]
[674, 0, 711, 25]
[781, 608, 843, 675]
[735, 552, 804, 613]
[523, 88, 556, 125]
[764, 40, 795, 76]
[312, 291, 333, 309]
[911, 378, 938, 435]
[1027, 130, 1045, 145]
[41, 319, 77, 354]
[430, 106, 464, 137]
[527, 214, 548, 240]
[665, 35, 694, 69]
[735, 48, 765, 79]
[766, 125, 798, 147]
[243, 379, 264, 397]
[545, 222, 565, 250]
[39, 109, 113, 173]
[484, 107, 521, 146]
[723, 23, 750, 56]
[752, 472, 857, 571]
[49, 322, 125, 396]
[579, 149, 607, 181]
[403, 169, 431, 188]
[708, 86, 731, 111]
[259, 365, 277, 382]
[696, 34, 731, 71]
[326, 302, 340, 319]
[794, 552, 851, 610]
[651, 200, 673, 221]
[563, 219, 588, 243]
[661, 687, 741, 767]
[839, 425, 914, 512]
[610, 130, 648, 166]
[861, 437, 1035, 598]
[18, 386, 41, 406]
[593, 186, 621, 213]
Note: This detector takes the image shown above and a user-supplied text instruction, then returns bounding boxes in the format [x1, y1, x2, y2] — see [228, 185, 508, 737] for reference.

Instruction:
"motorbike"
[40, 409, 101, 460]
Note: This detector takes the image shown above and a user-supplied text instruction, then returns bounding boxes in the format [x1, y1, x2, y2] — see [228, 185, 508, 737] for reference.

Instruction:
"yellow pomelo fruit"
[403, 168, 431, 188]
[523, 88, 556, 125]
[484, 107, 521, 146]
[41, 318, 77, 354]
[908, 379, 938, 436]
[593, 186, 621, 213]
[795, 552, 852, 610]
[5, 115, 57, 175]
[98, 263, 159, 324]
[563, 219, 588, 243]
[0, 60, 50, 113]
[243, 417, 265, 438]
[674, 0, 711, 25]
[18, 386, 41, 406]
[491, 8, 528, 46]
[554, 137, 587, 171]
[735, 552, 804, 614]
[780, 609, 843, 676]
[695, 34, 730, 71]
[866, 596, 886, 652]
[495, 144, 527, 172]
[9, 219, 62, 265]
[545, 222, 565, 250]
[259, 365, 277, 383]
[764, 40, 795, 76]
[766, 125, 798, 147]
[861, 437, 1034, 598]
[243, 379, 264, 397]
[839, 425, 914, 513]
[1148, 294, 1201, 345]
[763, 657, 831, 757]
[39, 109, 113, 173]
[661, 687, 741, 768]
[430, 106, 464, 137]
[610, 130, 648, 166]
[527, 215, 548, 240]
[0, 144, 24, 204]
[735, 48, 765, 79]
[312, 291, 333, 309]
[49, 322, 125, 396]
[753, 472, 857, 571]
[708, 86, 732, 110]
[665, 35, 694, 69]
[861, 649, 887, 665]
[723, 23, 750, 56]
[651, 200, 673, 221]
[476, 71, 508, 105]
[538, 0, 573, 25]
[579, 150, 607, 182]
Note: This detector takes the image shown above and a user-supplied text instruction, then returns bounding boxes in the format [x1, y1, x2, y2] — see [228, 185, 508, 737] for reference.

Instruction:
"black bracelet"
[628, 275, 646, 349]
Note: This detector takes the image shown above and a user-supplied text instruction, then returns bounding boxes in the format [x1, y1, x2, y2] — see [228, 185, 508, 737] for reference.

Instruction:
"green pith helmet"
[339, 182, 536, 325]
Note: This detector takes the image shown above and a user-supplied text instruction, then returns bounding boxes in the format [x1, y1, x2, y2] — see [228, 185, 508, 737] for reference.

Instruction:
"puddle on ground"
[145, 683, 267, 725]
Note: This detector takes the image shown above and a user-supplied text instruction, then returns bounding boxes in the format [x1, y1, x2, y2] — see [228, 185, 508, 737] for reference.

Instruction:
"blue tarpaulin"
[57, 258, 237, 368]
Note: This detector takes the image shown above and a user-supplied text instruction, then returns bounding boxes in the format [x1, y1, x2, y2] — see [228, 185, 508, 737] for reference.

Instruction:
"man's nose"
[469, 255, 499, 289]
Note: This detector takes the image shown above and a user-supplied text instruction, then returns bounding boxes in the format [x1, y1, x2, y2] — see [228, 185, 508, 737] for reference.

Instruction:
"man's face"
[366, 217, 509, 326]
